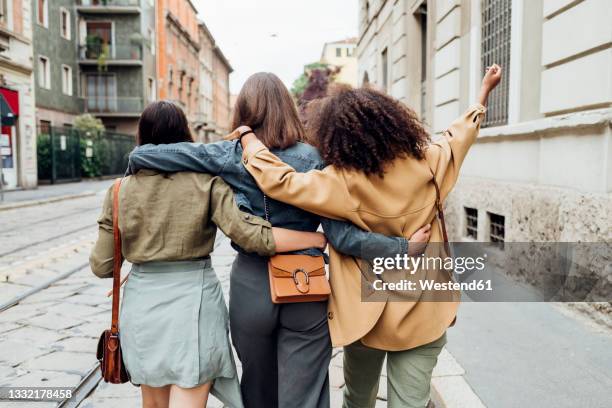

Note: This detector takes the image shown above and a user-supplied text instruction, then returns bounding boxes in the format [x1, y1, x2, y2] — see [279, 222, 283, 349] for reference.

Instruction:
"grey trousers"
[229, 253, 331, 408]
[342, 334, 447, 408]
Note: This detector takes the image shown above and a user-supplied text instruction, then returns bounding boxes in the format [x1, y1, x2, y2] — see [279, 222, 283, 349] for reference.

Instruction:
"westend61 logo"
[370, 253, 491, 293]
[359, 242, 611, 303]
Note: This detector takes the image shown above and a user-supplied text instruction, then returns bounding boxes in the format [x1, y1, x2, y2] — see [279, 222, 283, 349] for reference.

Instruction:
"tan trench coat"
[242, 104, 486, 351]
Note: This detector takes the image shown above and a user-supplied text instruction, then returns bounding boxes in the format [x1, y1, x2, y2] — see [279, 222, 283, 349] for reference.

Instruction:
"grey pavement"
[445, 301, 612, 408]
[1, 190, 611, 407]
[0, 179, 114, 204]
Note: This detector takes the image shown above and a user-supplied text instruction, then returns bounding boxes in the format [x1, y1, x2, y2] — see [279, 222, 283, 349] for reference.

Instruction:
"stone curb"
[429, 349, 486, 408]
[0, 191, 96, 212]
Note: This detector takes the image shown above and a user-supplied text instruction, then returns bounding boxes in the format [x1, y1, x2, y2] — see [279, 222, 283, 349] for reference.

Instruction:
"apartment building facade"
[194, 20, 214, 142]
[156, 0, 199, 126]
[32, 0, 81, 129]
[211, 46, 232, 138]
[357, 0, 611, 245]
[320, 37, 358, 87]
[75, 0, 156, 134]
[0, 0, 37, 189]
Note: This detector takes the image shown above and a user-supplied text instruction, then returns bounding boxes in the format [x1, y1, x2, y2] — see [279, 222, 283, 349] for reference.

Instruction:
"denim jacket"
[128, 140, 408, 260]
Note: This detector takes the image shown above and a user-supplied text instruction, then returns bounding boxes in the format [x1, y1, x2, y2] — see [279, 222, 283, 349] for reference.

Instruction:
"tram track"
[0, 258, 102, 408]
[0, 223, 97, 258]
[0, 185, 112, 407]
[57, 364, 102, 408]
[1, 206, 100, 234]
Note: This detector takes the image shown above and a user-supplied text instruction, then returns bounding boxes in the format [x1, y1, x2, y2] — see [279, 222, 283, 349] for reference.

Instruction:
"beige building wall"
[357, 0, 612, 246]
[0, 0, 37, 189]
[212, 47, 232, 139]
[321, 39, 359, 87]
[196, 21, 215, 143]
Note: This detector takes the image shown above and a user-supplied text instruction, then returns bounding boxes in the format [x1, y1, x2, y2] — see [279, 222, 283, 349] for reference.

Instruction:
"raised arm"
[209, 176, 327, 255]
[127, 140, 234, 175]
[239, 136, 354, 220]
[429, 64, 502, 199]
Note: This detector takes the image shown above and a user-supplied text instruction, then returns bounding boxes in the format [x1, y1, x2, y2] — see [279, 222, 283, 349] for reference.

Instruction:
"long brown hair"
[231, 72, 304, 149]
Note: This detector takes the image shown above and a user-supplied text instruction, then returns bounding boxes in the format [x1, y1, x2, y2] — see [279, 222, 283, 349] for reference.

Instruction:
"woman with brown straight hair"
[127, 74, 430, 408]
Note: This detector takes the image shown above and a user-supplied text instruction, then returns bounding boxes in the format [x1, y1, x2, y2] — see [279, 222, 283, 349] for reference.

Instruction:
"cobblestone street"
[0, 183, 412, 407]
[1, 182, 610, 408]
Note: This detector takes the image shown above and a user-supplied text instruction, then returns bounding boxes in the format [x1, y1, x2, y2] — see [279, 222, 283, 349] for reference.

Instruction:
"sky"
[193, 0, 359, 94]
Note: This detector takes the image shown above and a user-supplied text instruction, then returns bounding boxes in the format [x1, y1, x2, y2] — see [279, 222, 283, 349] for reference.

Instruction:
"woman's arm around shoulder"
[127, 140, 234, 176]
[239, 133, 354, 221]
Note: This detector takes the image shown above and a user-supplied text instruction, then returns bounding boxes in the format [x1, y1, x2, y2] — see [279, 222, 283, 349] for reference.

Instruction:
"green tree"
[74, 114, 107, 177]
[74, 114, 105, 135]
[291, 62, 328, 100]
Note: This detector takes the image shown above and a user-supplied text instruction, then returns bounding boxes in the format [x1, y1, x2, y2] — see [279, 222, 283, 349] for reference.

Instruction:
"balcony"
[76, 0, 141, 14]
[79, 43, 143, 66]
[83, 97, 143, 117]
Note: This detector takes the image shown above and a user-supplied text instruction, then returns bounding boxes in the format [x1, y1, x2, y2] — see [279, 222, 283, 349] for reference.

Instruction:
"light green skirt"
[120, 259, 243, 408]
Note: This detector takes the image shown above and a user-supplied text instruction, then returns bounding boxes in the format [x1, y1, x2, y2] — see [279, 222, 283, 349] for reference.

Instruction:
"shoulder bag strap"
[430, 170, 451, 255]
[111, 178, 122, 335]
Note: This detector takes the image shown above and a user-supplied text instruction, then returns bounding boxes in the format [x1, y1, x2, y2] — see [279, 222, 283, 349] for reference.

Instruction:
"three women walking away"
[94, 84, 427, 407]
[94, 63, 501, 408]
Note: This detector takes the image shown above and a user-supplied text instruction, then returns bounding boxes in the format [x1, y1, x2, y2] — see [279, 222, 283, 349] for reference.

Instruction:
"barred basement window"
[465, 207, 478, 239]
[481, 0, 511, 127]
[488, 212, 505, 249]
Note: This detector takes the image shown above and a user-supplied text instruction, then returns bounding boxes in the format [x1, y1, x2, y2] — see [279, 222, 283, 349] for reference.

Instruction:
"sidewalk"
[0, 179, 114, 209]
[5, 185, 611, 407]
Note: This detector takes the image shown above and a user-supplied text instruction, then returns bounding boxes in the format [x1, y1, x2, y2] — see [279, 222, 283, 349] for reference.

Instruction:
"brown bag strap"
[430, 170, 451, 255]
[111, 178, 122, 334]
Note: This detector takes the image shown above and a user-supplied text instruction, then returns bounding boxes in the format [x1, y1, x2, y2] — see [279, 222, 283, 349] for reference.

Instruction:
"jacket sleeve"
[321, 218, 408, 261]
[209, 176, 276, 256]
[242, 140, 354, 220]
[89, 186, 115, 279]
[127, 141, 233, 175]
[428, 104, 486, 200]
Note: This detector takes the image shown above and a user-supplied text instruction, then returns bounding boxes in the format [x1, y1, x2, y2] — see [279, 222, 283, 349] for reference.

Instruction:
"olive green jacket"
[90, 170, 275, 278]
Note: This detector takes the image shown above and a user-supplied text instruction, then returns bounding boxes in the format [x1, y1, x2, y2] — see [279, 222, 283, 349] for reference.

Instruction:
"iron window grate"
[465, 207, 478, 239]
[488, 212, 505, 249]
[481, 0, 511, 127]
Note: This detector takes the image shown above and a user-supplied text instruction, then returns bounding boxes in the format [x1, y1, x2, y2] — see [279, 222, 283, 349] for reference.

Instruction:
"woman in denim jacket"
[127, 73, 430, 408]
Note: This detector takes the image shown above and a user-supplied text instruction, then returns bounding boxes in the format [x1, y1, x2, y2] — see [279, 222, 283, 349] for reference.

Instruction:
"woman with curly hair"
[236, 66, 502, 408]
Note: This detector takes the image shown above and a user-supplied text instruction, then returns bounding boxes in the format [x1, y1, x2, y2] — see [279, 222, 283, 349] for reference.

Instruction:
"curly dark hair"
[305, 85, 430, 177]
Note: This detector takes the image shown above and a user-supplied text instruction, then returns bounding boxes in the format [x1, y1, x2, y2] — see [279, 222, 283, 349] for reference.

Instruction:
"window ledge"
[479, 107, 612, 139]
[0, 25, 31, 44]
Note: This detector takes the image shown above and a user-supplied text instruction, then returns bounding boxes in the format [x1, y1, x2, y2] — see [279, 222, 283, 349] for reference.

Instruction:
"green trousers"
[342, 333, 446, 408]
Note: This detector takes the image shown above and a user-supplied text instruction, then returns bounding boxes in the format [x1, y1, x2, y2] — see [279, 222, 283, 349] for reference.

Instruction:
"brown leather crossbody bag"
[96, 178, 130, 384]
[264, 196, 331, 303]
